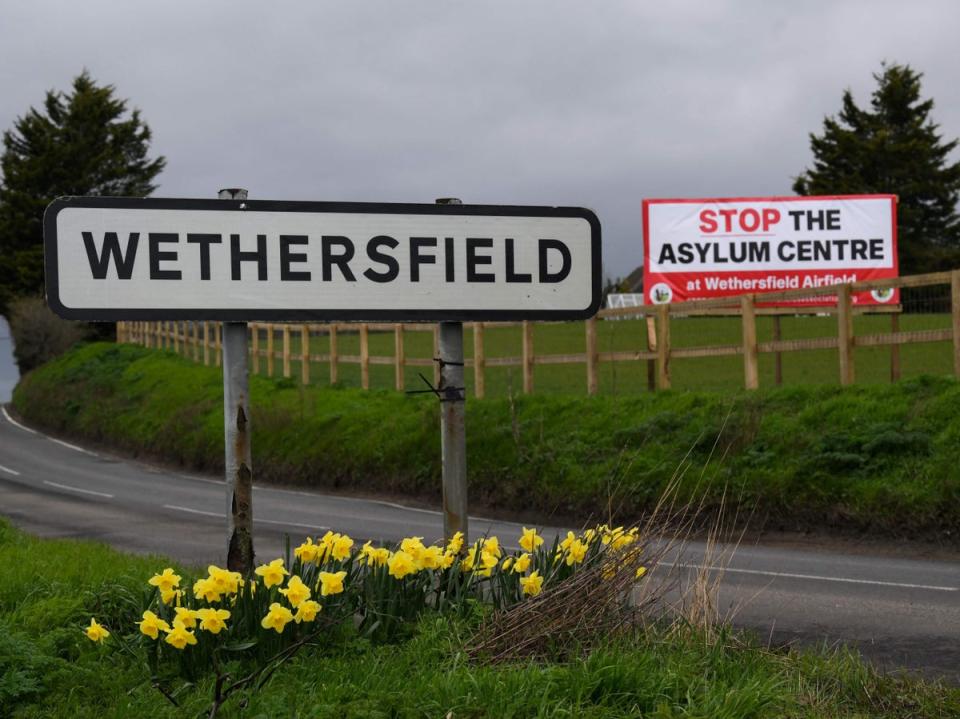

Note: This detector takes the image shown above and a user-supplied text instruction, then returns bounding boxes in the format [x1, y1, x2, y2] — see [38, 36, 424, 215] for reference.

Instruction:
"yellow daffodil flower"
[518, 527, 544, 552]
[520, 571, 544, 597]
[439, 550, 456, 570]
[400, 537, 426, 568]
[148, 568, 181, 594]
[84, 618, 109, 643]
[294, 600, 322, 624]
[512, 552, 531, 574]
[501, 556, 514, 571]
[565, 539, 588, 566]
[388, 550, 416, 579]
[482, 536, 501, 559]
[207, 565, 241, 595]
[161, 588, 182, 605]
[420, 545, 444, 570]
[446, 531, 464, 555]
[317, 570, 347, 596]
[254, 558, 289, 589]
[137, 610, 170, 640]
[331, 534, 354, 561]
[196, 608, 231, 634]
[360, 541, 390, 567]
[294, 536, 320, 563]
[174, 606, 198, 629]
[164, 618, 197, 649]
[193, 577, 222, 603]
[279, 575, 312, 607]
[261, 602, 294, 633]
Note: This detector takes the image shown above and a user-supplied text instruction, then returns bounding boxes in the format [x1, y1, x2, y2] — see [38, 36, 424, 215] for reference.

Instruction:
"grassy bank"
[13, 343, 960, 539]
[2, 519, 957, 718]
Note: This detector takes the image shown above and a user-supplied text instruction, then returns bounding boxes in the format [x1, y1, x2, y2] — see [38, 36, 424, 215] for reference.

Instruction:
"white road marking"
[163, 505, 329, 532]
[1, 405, 37, 434]
[671, 562, 958, 593]
[0, 463, 20, 476]
[43, 480, 113, 499]
[48, 437, 99, 456]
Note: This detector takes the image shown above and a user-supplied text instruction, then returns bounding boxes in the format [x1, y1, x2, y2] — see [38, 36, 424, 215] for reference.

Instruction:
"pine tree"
[794, 63, 960, 276]
[0, 71, 165, 314]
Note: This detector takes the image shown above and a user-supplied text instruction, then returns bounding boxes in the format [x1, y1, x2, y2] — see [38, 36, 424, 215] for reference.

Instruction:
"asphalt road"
[1, 404, 958, 681]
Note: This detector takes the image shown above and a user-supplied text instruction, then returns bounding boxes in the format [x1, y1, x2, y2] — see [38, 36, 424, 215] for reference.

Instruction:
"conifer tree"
[794, 63, 960, 275]
[0, 71, 165, 314]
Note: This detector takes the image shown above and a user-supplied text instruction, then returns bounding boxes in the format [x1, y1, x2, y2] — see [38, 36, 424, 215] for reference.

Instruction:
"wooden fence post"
[837, 283, 855, 386]
[329, 324, 339, 384]
[890, 313, 901, 382]
[656, 305, 671, 390]
[192, 322, 199, 361]
[645, 316, 657, 392]
[173, 321, 180, 354]
[394, 324, 405, 391]
[952, 270, 960, 378]
[215, 323, 222, 367]
[251, 323, 260, 375]
[473, 322, 486, 399]
[282, 325, 291, 378]
[741, 295, 759, 390]
[772, 315, 783, 386]
[522, 320, 534, 394]
[585, 316, 598, 396]
[301, 325, 310, 385]
[203, 322, 210, 366]
[266, 324, 275, 377]
[360, 323, 370, 390]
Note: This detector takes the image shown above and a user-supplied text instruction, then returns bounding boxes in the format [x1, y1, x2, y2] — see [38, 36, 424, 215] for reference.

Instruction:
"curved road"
[0, 404, 957, 681]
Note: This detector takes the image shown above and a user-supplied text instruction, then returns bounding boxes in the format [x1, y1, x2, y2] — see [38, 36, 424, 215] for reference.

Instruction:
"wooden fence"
[117, 269, 960, 396]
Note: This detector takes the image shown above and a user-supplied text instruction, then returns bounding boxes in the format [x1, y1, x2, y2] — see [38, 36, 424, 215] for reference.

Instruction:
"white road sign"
[43, 197, 602, 321]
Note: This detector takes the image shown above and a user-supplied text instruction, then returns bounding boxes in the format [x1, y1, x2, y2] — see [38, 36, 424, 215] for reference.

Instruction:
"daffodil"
[148, 568, 182, 594]
[420, 545, 444, 570]
[196, 608, 231, 634]
[294, 536, 320, 563]
[482, 536, 501, 559]
[559, 531, 577, 552]
[446, 531, 464, 554]
[331, 534, 354, 561]
[84, 618, 109, 643]
[261, 602, 294, 633]
[518, 527, 544, 552]
[317, 570, 347, 596]
[279, 575, 312, 607]
[164, 619, 197, 649]
[439, 550, 456, 570]
[254, 558, 289, 589]
[502, 556, 514, 571]
[193, 577, 222, 603]
[294, 600, 322, 624]
[512, 552, 531, 574]
[174, 606, 198, 629]
[520, 570, 544, 597]
[388, 550, 416, 579]
[400, 537, 426, 568]
[137, 610, 170, 640]
[565, 539, 588, 566]
[360, 541, 390, 567]
[161, 588, 182, 605]
[207, 565, 241, 595]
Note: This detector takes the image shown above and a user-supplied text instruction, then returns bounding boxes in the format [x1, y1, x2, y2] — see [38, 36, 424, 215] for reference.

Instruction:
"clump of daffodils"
[84, 523, 647, 654]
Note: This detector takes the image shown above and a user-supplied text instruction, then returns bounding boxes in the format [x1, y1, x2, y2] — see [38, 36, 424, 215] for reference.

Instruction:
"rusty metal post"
[218, 187, 254, 574]
[436, 197, 467, 544]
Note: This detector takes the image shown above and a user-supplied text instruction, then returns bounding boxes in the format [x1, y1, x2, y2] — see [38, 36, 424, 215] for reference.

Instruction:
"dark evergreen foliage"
[794, 63, 960, 275]
[0, 71, 165, 314]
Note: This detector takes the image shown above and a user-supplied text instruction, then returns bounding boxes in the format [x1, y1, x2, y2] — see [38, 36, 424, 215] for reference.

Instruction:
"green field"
[236, 312, 955, 398]
[2, 519, 957, 718]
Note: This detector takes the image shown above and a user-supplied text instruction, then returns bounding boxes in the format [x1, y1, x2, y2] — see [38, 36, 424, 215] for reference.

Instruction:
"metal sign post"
[435, 198, 467, 543]
[218, 188, 254, 574]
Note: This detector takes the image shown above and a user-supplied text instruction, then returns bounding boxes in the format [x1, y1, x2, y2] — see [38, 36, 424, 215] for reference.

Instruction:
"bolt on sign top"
[43, 197, 602, 322]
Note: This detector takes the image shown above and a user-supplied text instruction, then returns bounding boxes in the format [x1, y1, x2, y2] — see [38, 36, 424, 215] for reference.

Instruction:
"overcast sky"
[2, 1, 959, 276]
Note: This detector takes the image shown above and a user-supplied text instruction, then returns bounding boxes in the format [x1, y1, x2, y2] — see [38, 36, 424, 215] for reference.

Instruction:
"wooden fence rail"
[116, 269, 960, 396]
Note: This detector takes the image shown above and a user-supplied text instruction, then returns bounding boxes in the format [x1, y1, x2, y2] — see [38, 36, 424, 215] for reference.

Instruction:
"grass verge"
[12, 342, 960, 539]
[2, 519, 957, 718]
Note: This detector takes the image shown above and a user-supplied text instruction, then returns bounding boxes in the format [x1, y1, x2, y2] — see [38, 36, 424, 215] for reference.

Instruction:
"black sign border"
[43, 196, 602, 322]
